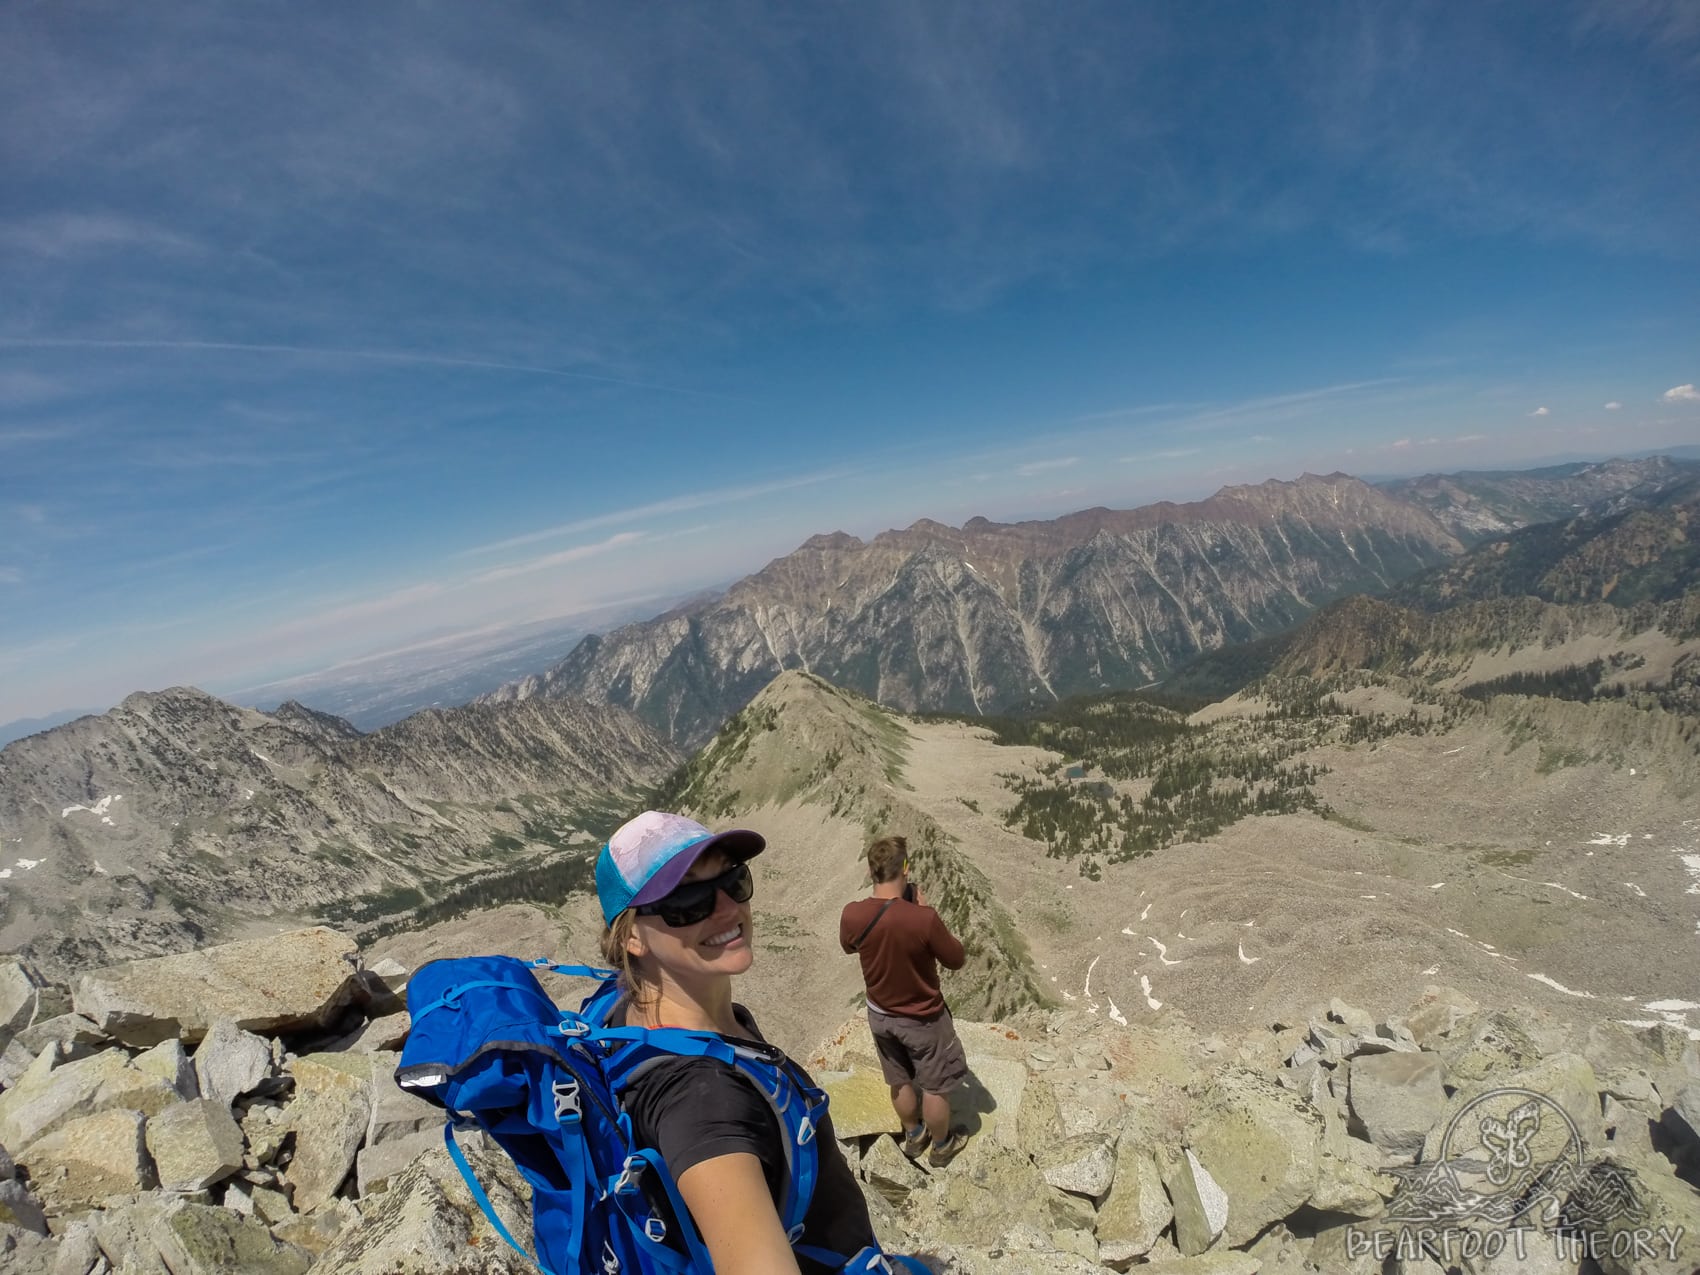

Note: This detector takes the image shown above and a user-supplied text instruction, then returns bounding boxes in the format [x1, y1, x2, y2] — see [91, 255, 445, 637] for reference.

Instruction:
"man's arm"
[838, 904, 857, 954]
[930, 908, 967, 970]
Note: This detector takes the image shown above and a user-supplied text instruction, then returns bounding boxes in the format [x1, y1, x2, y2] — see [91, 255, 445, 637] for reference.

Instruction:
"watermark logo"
[1346, 1086, 1686, 1266]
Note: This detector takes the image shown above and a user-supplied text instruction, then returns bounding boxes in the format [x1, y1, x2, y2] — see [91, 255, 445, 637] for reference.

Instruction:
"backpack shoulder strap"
[847, 898, 897, 951]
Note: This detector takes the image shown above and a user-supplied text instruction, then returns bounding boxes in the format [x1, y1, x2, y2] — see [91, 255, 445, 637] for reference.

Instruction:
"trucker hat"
[595, 810, 766, 924]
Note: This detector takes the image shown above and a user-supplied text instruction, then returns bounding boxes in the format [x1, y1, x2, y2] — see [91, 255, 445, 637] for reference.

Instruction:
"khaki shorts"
[869, 1007, 969, 1095]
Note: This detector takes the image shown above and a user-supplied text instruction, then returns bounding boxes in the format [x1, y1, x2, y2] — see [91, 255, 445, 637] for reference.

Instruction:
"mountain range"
[0, 691, 676, 978]
[481, 457, 1698, 748]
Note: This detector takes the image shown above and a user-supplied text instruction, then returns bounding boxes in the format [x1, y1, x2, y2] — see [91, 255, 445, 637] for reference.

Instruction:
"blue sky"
[3, 1, 1698, 723]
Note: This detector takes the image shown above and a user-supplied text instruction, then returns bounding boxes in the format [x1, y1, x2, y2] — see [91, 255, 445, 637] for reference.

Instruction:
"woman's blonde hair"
[600, 910, 659, 1014]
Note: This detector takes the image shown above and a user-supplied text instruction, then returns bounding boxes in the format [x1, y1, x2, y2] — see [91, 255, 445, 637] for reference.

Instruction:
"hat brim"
[628, 828, 766, 910]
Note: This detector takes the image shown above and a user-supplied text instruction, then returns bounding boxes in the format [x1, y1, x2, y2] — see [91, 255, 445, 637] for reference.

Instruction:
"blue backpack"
[395, 956, 925, 1275]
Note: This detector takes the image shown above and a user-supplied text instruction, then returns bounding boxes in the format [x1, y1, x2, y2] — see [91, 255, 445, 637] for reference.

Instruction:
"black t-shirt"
[619, 1004, 877, 1274]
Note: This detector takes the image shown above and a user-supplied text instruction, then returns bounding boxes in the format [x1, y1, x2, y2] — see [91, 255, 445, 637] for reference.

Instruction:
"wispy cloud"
[1604, 401, 1622, 410]
[470, 531, 648, 584]
[1016, 456, 1079, 477]
[1455, 433, 1488, 443]
[1663, 384, 1699, 402]
[1529, 406, 1550, 416]
[0, 338, 741, 401]
[1120, 447, 1201, 463]
[458, 470, 850, 557]
[0, 212, 203, 260]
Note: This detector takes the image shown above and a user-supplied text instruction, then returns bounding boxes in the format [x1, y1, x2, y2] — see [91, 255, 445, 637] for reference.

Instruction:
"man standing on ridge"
[839, 834, 971, 1168]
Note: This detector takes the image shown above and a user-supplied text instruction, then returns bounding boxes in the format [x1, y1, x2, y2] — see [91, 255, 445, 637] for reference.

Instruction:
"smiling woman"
[592, 810, 911, 1275]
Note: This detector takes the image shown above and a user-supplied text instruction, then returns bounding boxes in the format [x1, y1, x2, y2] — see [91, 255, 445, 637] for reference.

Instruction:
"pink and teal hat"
[595, 810, 765, 924]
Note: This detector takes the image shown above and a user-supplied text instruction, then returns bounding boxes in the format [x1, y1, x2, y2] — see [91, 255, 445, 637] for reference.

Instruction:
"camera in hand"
[902, 882, 916, 903]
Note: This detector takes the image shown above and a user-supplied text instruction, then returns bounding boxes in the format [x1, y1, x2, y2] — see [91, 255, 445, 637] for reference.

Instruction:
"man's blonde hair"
[866, 834, 907, 884]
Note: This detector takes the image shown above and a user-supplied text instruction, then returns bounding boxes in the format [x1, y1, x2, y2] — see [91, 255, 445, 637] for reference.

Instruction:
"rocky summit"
[1, 928, 1697, 1274]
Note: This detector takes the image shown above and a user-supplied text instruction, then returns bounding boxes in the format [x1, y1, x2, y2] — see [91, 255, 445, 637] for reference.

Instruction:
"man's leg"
[920, 1088, 953, 1144]
[890, 1081, 921, 1130]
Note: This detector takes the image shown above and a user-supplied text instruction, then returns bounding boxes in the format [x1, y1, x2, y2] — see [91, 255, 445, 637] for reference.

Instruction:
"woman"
[595, 809, 884, 1275]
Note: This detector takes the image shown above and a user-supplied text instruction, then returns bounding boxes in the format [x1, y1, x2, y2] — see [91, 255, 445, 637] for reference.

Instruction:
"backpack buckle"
[553, 1078, 581, 1122]
[796, 1117, 816, 1147]
[601, 1239, 621, 1274]
[556, 1016, 590, 1038]
[643, 1216, 667, 1243]
[613, 1156, 647, 1196]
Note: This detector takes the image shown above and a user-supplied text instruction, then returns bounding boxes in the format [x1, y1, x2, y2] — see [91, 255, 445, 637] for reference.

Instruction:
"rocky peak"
[2, 929, 1695, 1274]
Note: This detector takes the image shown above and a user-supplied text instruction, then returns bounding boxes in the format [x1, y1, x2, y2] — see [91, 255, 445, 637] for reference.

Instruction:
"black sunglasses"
[635, 861, 755, 928]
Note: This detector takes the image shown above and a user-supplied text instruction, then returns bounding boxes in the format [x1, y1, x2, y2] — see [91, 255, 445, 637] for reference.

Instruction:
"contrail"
[0, 337, 745, 401]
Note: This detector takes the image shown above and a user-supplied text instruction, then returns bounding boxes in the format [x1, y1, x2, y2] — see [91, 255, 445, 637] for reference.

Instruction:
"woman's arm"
[676, 1151, 802, 1275]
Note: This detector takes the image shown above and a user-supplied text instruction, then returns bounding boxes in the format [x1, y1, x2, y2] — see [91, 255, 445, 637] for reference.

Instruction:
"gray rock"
[271, 1199, 361, 1257]
[1188, 1066, 1323, 1248]
[1329, 999, 1377, 1037]
[1348, 1051, 1448, 1155]
[1095, 1143, 1171, 1264]
[72, 927, 359, 1048]
[280, 1084, 372, 1213]
[365, 1074, 442, 1148]
[856, 1132, 928, 1206]
[0, 1046, 181, 1150]
[346, 1012, 410, 1054]
[1158, 1144, 1228, 1256]
[0, 1176, 48, 1235]
[49, 1219, 102, 1275]
[144, 1100, 244, 1192]
[0, 960, 44, 1038]
[355, 1127, 443, 1199]
[1403, 985, 1481, 1048]
[150, 1199, 310, 1275]
[311, 1144, 536, 1273]
[132, 1040, 197, 1103]
[191, 1021, 271, 1109]
[1441, 1010, 1541, 1085]
[0, 1037, 35, 1089]
[1035, 1133, 1116, 1200]
[1564, 1150, 1700, 1275]
[21, 1108, 151, 1211]
[15, 1016, 107, 1063]
[1669, 1081, 1700, 1145]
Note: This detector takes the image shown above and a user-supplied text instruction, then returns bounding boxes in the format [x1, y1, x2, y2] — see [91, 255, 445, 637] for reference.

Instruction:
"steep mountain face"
[1382, 455, 1700, 544]
[0, 689, 677, 977]
[1391, 475, 1700, 611]
[486, 473, 1463, 747]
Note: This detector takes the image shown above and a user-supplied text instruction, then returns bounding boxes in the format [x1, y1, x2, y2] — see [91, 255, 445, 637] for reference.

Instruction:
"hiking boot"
[926, 1127, 969, 1168]
[901, 1125, 931, 1160]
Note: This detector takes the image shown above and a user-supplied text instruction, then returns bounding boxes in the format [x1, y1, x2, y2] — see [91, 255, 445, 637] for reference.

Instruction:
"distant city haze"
[2, 3, 1697, 723]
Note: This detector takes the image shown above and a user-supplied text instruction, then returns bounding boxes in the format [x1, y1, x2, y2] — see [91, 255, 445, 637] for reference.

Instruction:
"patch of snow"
[1624, 883, 1646, 898]
[1140, 975, 1162, 1011]
[1242, 920, 1254, 928]
[1120, 926, 1137, 937]
[1139, 903, 1152, 921]
[1084, 954, 1101, 999]
[1443, 746, 1465, 755]
[1643, 834, 1653, 840]
[1238, 942, 1260, 965]
[1360, 894, 1378, 900]
[1543, 882, 1589, 900]
[92, 860, 107, 875]
[1176, 932, 1191, 941]
[1107, 1000, 1128, 1026]
[1430, 882, 1445, 890]
[1147, 937, 1180, 966]
[62, 795, 119, 819]
[1588, 832, 1629, 846]
[253, 751, 272, 763]
[0, 869, 9, 879]
[1179, 909, 1189, 919]
[1644, 999, 1700, 1012]
[1062, 990, 1076, 1002]
[1528, 974, 1595, 999]
[1446, 928, 1470, 939]
[1422, 965, 1439, 975]
[16, 858, 40, 870]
